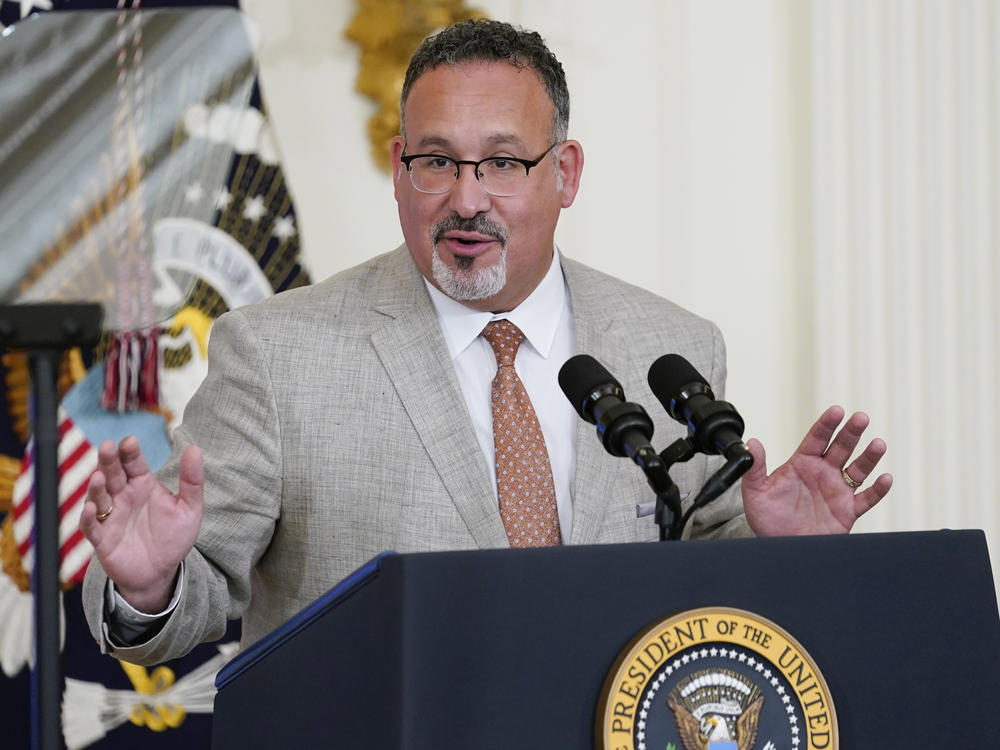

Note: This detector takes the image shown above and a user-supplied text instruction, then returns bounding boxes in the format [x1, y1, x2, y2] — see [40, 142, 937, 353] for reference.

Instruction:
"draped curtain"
[808, 0, 999, 553]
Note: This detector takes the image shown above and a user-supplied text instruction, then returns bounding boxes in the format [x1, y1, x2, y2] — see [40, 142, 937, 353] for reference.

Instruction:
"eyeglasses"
[399, 142, 560, 197]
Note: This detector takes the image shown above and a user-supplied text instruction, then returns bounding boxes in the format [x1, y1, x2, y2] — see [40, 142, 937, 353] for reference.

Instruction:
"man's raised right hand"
[80, 436, 204, 614]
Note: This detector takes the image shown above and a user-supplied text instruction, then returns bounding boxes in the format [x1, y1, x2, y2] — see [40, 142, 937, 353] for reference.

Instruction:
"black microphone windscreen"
[647, 353, 708, 400]
[558, 354, 620, 419]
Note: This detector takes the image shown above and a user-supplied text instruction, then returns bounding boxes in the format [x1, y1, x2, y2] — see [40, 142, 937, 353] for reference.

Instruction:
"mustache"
[431, 213, 509, 245]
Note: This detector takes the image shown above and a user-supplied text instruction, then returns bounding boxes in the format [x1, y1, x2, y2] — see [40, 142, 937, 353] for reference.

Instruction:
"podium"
[212, 530, 1000, 748]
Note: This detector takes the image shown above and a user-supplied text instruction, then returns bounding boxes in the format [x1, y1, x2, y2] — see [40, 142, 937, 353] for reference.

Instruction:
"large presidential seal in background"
[597, 607, 837, 750]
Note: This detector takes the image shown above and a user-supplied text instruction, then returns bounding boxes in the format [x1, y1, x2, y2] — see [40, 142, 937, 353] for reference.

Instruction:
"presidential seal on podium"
[596, 607, 838, 750]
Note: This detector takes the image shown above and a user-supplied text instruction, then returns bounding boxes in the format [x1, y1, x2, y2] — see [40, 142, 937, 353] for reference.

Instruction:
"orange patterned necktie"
[481, 320, 562, 547]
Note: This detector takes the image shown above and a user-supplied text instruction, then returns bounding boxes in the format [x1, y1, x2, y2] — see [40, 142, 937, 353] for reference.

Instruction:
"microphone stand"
[672, 446, 754, 539]
[653, 438, 696, 540]
[0, 303, 104, 750]
[636, 438, 753, 541]
[630, 437, 693, 541]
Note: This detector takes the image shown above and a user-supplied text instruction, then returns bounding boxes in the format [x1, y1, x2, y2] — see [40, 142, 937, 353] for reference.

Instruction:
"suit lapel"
[562, 259, 638, 545]
[369, 248, 509, 549]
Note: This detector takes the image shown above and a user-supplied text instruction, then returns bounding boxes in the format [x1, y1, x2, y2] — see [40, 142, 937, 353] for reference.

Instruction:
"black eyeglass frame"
[398, 142, 560, 195]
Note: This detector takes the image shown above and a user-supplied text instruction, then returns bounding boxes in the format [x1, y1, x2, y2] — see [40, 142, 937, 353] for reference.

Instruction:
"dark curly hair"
[400, 19, 569, 143]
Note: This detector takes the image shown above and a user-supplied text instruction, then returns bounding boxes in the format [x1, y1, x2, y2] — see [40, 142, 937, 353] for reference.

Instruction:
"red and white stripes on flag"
[10, 408, 97, 585]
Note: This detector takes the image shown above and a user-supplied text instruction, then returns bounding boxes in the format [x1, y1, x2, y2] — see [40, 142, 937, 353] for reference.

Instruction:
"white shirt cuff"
[101, 562, 184, 648]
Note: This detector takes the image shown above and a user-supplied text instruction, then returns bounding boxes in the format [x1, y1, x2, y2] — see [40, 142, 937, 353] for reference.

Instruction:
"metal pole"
[1, 303, 103, 750]
[29, 349, 66, 750]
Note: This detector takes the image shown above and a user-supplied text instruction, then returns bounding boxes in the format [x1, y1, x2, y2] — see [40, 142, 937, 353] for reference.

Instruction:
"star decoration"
[243, 194, 267, 221]
[184, 182, 204, 204]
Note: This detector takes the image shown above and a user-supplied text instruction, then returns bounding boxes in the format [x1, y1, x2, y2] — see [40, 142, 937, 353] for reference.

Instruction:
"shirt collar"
[425, 250, 567, 360]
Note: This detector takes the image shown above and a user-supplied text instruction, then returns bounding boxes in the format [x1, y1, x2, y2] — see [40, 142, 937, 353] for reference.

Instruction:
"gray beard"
[431, 245, 508, 301]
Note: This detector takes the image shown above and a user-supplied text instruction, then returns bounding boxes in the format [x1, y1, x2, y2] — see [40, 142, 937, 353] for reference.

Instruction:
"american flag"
[12, 412, 97, 585]
[10, 366, 172, 585]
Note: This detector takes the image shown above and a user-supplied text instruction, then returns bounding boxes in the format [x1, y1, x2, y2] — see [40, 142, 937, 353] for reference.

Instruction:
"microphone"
[558, 354, 656, 461]
[647, 354, 747, 459]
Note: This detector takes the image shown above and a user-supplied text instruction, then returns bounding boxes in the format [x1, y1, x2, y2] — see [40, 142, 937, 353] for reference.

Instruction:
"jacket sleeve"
[83, 309, 283, 665]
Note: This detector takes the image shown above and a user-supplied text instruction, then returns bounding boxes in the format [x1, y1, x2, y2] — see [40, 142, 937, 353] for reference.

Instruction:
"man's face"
[391, 62, 582, 313]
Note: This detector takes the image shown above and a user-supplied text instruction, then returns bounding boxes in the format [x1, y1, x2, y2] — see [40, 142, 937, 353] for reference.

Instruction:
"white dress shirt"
[424, 250, 579, 541]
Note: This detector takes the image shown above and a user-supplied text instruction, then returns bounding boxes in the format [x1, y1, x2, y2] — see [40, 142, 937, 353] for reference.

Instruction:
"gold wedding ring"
[841, 469, 860, 489]
[96, 504, 114, 521]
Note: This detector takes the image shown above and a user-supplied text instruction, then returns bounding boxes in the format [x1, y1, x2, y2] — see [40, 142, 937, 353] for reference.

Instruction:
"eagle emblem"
[666, 670, 763, 750]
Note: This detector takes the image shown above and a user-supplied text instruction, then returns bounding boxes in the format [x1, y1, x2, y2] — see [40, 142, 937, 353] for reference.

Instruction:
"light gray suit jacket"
[83, 246, 750, 664]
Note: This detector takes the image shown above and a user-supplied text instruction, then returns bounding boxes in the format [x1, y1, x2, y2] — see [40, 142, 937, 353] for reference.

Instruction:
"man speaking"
[80, 19, 891, 665]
